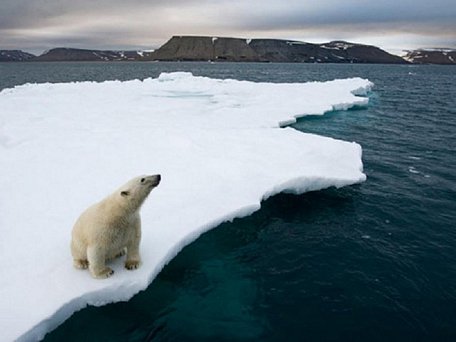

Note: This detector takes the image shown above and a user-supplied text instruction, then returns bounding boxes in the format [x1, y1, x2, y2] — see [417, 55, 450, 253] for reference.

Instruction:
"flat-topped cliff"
[148, 36, 259, 61]
[146, 36, 407, 64]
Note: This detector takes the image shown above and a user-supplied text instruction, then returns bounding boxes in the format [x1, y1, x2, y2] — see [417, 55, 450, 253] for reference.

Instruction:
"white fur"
[71, 174, 161, 279]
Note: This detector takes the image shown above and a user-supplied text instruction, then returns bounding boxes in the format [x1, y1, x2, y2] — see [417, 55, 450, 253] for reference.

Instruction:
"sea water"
[1, 62, 455, 341]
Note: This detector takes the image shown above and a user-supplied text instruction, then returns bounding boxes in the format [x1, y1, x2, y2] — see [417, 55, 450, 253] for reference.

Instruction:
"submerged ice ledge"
[0, 72, 372, 341]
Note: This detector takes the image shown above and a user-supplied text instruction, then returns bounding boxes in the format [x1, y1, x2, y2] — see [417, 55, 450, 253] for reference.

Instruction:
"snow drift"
[0, 72, 372, 341]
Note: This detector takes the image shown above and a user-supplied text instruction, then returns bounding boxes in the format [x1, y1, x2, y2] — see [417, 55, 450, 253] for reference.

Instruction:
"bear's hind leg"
[73, 259, 89, 269]
[71, 238, 88, 269]
[106, 247, 126, 262]
[115, 248, 126, 258]
[87, 245, 113, 279]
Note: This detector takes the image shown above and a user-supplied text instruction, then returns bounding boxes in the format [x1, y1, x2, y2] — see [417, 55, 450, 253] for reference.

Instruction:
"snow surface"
[322, 42, 355, 50]
[416, 48, 456, 52]
[286, 41, 307, 46]
[0, 72, 372, 341]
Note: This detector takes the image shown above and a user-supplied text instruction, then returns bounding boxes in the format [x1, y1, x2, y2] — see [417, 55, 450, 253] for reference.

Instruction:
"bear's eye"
[141, 178, 145, 183]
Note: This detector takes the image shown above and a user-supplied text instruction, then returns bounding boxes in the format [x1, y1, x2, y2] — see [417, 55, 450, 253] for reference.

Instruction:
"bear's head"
[118, 174, 161, 212]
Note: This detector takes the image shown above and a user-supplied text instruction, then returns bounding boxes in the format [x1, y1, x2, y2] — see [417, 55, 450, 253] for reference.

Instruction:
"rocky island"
[403, 49, 456, 64]
[32, 48, 153, 61]
[1, 36, 455, 64]
[0, 50, 35, 62]
[145, 36, 406, 64]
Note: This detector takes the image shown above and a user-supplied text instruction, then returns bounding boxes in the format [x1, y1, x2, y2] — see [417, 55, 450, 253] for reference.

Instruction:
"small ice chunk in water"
[408, 166, 420, 174]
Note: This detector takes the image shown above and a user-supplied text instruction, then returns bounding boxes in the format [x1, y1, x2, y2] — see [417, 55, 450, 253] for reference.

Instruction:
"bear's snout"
[151, 174, 161, 187]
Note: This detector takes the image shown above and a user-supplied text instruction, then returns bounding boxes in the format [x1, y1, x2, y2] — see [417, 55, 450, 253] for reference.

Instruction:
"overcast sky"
[1, 0, 455, 55]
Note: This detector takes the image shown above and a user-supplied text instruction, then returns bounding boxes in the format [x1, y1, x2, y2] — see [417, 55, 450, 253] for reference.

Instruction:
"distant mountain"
[32, 48, 153, 61]
[0, 50, 35, 62]
[146, 36, 407, 64]
[247, 39, 322, 62]
[319, 41, 406, 64]
[4, 38, 455, 64]
[147, 36, 258, 61]
[403, 49, 456, 65]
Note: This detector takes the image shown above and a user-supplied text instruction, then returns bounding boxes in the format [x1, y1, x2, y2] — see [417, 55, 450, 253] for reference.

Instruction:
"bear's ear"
[121, 191, 130, 197]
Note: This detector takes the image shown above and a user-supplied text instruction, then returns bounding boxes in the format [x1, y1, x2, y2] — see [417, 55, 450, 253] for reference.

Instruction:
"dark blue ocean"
[1, 62, 455, 341]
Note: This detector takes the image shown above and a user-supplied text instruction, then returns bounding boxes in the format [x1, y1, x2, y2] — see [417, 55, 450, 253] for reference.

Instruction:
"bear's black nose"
[157, 174, 161, 182]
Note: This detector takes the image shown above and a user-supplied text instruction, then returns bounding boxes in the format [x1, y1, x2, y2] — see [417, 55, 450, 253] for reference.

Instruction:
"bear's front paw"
[92, 267, 114, 279]
[125, 260, 140, 270]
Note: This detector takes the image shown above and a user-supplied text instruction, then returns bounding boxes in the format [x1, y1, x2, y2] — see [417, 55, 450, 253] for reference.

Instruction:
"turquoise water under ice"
[1, 62, 455, 341]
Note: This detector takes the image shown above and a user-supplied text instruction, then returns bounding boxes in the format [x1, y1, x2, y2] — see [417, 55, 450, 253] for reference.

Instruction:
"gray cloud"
[215, 0, 456, 34]
[0, 0, 189, 30]
[0, 0, 454, 54]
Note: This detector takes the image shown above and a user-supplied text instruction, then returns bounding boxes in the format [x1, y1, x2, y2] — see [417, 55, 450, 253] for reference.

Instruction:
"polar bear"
[71, 174, 161, 279]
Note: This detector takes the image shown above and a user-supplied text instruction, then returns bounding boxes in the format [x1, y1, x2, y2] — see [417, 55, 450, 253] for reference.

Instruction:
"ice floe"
[0, 72, 372, 341]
